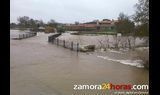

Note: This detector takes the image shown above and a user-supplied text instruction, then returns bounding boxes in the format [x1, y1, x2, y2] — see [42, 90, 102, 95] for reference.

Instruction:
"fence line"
[12, 32, 37, 40]
[19, 32, 37, 39]
[48, 33, 61, 42]
[52, 38, 80, 52]
[48, 34, 80, 52]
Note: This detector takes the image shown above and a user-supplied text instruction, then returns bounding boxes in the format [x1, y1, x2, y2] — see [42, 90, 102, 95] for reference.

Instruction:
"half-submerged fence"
[12, 32, 37, 40]
[48, 34, 80, 52]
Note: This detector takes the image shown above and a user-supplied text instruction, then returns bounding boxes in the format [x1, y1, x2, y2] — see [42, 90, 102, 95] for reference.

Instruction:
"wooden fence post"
[52, 38, 55, 44]
[48, 36, 50, 42]
[23, 34, 25, 38]
[57, 38, 59, 45]
[71, 42, 73, 50]
[19, 34, 21, 39]
[63, 40, 65, 47]
[77, 43, 79, 52]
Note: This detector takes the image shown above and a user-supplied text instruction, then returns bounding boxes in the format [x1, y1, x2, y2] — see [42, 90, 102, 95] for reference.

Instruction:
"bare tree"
[113, 35, 121, 49]
[104, 35, 110, 49]
[97, 38, 104, 49]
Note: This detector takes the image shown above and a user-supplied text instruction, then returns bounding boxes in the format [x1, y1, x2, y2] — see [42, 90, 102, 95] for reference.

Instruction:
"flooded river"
[10, 30, 149, 95]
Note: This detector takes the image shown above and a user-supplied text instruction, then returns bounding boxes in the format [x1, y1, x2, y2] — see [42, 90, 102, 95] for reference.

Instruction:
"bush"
[57, 26, 65, 33]
[135, 24, 149, 37]
[135, 48, 149, 69]
[45, 26, 55, 33]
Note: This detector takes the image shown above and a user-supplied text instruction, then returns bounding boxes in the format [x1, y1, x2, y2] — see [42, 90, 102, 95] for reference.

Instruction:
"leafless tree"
[113, 35, 121, 49]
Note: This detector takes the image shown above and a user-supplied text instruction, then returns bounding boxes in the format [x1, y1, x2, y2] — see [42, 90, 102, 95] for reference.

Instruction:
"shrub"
[57, 26, 65, 33]
[45, 26, 55, 33]
[135, 48, 149, 69]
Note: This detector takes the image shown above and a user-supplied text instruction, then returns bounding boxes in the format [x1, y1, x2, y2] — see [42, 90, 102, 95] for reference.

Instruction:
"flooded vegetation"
[58, 32, 148, 49]
[57, 32, 149, 68]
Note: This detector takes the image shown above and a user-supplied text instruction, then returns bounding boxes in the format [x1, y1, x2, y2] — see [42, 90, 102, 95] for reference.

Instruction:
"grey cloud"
[10, 0, 138, 23]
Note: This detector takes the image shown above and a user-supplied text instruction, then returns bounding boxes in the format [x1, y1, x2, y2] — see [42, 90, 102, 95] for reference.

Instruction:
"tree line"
[10, 0, 149, 36]
[115, 0, 149, 37]
[10, 16, 65, 33]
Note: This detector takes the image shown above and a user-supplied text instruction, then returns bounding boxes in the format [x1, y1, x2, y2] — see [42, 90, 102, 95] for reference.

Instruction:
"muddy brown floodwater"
[10, 31, 149, 95]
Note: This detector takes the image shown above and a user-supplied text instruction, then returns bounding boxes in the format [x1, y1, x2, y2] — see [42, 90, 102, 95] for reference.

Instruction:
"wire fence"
[12, 32, 37, 40]
[48, 34, 80, 52]
[52, 38, 79, 51]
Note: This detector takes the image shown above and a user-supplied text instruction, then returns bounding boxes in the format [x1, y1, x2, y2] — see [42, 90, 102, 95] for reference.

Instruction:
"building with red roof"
[64, 19, 118, 31]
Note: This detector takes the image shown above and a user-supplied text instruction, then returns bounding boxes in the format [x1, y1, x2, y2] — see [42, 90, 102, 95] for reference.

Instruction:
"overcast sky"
[10, 0, 138, 23]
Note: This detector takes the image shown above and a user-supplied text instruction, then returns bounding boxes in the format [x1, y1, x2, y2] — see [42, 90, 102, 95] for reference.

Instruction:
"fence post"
[23, 34, 25, 38]
[19, 34, 21, 39]
[50, 36, 52, 42]
[63, 40, 65, 47]
[71, 42, 73, 50]
[48, 36, 50, 42]
[77, 43, 79, 52]
[52, 38, 55, 44]
[57, 38, 59, 45]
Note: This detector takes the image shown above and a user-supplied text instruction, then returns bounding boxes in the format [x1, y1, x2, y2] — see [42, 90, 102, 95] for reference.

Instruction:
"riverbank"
[94, 47, 149, 69]
[58, 32, 148, 48]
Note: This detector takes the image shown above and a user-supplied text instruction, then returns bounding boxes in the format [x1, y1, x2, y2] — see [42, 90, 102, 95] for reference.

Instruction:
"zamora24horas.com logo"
[73, 83, 149, 90]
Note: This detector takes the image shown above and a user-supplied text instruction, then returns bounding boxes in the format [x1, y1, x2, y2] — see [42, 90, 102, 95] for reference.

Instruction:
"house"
[64, 19, 119, 31]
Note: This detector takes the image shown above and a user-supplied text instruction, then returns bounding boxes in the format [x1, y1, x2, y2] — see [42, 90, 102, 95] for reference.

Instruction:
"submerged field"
[10, 30, 149, 95]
